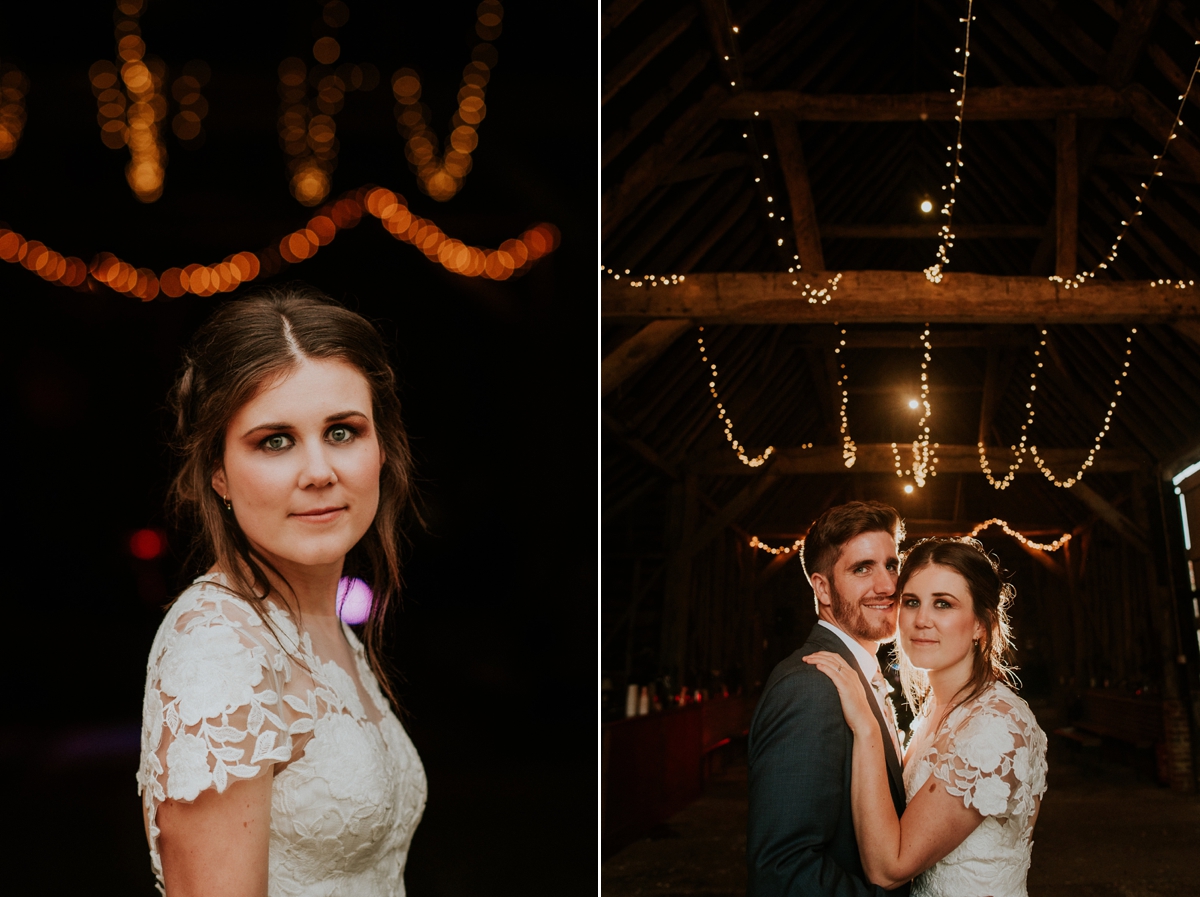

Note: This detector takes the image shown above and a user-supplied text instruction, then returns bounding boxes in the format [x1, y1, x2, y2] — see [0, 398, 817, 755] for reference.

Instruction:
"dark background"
[0, 2, 594, 893]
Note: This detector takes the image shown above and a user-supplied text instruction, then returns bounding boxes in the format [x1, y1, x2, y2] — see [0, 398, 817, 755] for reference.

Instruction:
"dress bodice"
[136, 575, 426, 896]
[902, 682, 1047, 897]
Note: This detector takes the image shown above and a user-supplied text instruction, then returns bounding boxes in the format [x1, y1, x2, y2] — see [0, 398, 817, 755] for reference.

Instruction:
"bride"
[136, 288, 425, 895]
[804, 537, 1047, 896]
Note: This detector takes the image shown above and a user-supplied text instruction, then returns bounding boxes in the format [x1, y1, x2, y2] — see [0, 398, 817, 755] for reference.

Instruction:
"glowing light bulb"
[903, 484, 914, 494]
[920, 199, 933, 213]
[908, 399, 919, 409]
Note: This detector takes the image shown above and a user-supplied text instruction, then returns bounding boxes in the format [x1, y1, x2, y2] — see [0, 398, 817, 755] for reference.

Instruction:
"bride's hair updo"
[167, 285, 418, 709]
[895, 537, 1018, 714]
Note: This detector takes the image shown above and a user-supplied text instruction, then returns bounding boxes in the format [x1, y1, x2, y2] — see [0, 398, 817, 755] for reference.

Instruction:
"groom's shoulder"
[761, 629, 840, 700]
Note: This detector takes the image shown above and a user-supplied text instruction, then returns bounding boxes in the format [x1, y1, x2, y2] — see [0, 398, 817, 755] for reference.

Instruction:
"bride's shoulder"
[151, 574, 300, 660]
[956, 681, 1045, 742]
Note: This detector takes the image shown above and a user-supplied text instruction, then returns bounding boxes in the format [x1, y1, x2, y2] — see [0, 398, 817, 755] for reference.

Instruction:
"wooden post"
[1056, 113, 1078, 279]
[770, 115, 825, 271]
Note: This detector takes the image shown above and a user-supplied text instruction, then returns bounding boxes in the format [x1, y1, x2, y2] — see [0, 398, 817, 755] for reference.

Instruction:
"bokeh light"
[129, 528, 165, 560]
[0, 65, 29, 159]
[337, 576, 373, 624]
[391, 3, 503, 201]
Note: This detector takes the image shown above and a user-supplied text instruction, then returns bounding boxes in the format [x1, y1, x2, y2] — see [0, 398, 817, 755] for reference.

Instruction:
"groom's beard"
[830, 581, 897, 643]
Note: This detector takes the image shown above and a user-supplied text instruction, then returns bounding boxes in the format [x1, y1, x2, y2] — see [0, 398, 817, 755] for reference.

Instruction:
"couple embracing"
[748, 502, 1048, 897]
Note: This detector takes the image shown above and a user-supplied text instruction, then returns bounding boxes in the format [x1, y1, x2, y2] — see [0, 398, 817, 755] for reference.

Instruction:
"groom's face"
[824, 530, 901, 644]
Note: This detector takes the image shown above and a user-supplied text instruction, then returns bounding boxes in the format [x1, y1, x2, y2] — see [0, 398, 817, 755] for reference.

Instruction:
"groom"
[747, 501, 909, 897]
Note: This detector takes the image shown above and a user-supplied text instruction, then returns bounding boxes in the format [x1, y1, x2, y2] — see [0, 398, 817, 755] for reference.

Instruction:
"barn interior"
[601, 0, 1200, 892]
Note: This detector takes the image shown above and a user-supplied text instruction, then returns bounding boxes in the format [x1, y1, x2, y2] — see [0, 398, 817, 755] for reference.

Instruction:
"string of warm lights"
[1029, 328, 1136, 488]
[391, 2, 503, 202]
[0, 65, 27, 159]
[600, 267, 686, 287]
[89, 0, 169, 203]
[695, 327, 781, 467]
[749, 517, 1071, 557]
[1051, 42, 1200, 290]
[171, 61, 210, 145]
[833, 325, 857, 468]
[277, 2, 381, 207]
[891, 325, 940, 489]
[0, 185, 558, 299]
[978, 329, 1046, 489]
[924, 0, 975, 284]
[968, 518, 1071, 552]
[749, 535, 803, 556]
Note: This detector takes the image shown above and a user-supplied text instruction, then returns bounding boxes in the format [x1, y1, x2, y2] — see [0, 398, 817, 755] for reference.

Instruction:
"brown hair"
[801, 501, 904, 597]
[168, 285, 418, 711]
[895, 537, 1017, 716]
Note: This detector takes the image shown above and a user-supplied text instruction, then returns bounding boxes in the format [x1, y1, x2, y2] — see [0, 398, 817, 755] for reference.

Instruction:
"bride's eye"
[328, 425, 356, 444]
[262, 434, 292, 451]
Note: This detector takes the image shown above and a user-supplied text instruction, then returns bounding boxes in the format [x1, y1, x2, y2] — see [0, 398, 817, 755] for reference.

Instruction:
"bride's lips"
[291, 505, 346, 523]
[908, 637, 938, 646]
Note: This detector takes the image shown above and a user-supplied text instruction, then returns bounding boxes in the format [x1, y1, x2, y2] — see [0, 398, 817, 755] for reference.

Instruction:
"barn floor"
[601, 737, 1200, 896]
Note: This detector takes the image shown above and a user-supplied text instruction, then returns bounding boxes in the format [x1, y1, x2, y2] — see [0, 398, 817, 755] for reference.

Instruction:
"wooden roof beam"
[602, 5, 697, 106]
[770, 115, 824, 270]
[719, 86, 1130, 121]
[692, 444, 1148, 476]
[601, 319, 694, 399]
[602, 270, 1200, 323]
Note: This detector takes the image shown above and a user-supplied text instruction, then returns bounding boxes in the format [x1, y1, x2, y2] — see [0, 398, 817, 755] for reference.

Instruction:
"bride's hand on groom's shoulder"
[802, 652, 878, 737]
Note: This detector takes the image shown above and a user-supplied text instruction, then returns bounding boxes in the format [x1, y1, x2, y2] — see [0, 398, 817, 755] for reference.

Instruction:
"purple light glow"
[337, 577, 373, 624]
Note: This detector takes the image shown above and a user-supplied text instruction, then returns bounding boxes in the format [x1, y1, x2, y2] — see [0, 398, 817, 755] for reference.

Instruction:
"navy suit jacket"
[747, 624, 910, 897]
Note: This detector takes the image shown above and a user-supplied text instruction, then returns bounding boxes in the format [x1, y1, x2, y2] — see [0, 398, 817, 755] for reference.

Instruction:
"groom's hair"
[801, 501, 903, 586]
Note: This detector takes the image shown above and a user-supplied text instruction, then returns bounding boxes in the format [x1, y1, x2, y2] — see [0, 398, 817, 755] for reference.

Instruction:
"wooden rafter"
[601, 319, 695, 399]
[770, 115, 824, 270]
[1057, 113, 1079, 278]
[602, 271, 1200, 323]
[602, 5, 698, 105]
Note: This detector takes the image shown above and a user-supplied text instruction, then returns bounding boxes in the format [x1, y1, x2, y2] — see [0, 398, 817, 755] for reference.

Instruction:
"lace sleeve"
[933, 687, 1048, 822]
[138, 584, 309, 808]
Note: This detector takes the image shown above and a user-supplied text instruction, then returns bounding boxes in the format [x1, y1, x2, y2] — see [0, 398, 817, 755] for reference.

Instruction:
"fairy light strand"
[968, 518, 1071, 552]
[1029, 328, 1136, 488]
[891, 325, 940, 487]
[1051, 41, 1200, 289]
[834, 324, 857, 468]
[0, 186, 558, 299]
[695, 327, 784, 467]
[925, 0, 976, 284]
[978, 329, 1047, 490]
[749, 517, 1071, 556]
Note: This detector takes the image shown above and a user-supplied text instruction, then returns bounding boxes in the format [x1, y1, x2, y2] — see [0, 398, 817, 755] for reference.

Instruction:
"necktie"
[870, 669, 903, 761]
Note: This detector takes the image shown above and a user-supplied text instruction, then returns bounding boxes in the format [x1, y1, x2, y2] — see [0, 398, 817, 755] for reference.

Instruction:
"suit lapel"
[807, 626, 906, 807]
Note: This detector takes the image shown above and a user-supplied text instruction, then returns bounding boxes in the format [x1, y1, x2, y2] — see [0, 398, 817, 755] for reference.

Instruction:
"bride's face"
[211, 356, 383, 574]
[899, 563, 985, 674]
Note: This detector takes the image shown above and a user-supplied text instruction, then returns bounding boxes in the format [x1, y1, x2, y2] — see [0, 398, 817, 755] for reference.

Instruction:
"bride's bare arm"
[803, 652, 984, 889]
[155, 770, 274, 897]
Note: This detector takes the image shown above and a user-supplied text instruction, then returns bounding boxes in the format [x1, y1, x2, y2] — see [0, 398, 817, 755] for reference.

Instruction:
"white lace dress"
[136, 574, 427, 896]
[902, 682, 1048, 897]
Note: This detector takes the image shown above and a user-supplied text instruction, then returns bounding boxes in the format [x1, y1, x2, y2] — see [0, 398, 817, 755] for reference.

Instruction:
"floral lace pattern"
[903, 682, 1047, 897]
[136, 575, 426, 896]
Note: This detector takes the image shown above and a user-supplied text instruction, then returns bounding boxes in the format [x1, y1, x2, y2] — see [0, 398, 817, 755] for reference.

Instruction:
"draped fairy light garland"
[924, 0, 976, 284]
[968, 519, 1071, 552]
[978, 330, 1046, 490]
[695, 327, 797, 467]
[891, 325, 940, 488]
[1050, 41, 1200, 289]
[0, 186, 558, 299]
[749, 517, 1071, 557]
[834, 325, 857, 468]
[1029, 329, 1136, 488]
